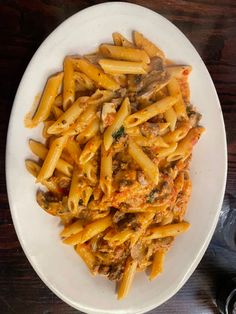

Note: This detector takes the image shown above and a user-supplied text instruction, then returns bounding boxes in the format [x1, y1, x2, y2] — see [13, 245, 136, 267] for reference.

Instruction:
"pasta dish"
[25, 31, 204, 299]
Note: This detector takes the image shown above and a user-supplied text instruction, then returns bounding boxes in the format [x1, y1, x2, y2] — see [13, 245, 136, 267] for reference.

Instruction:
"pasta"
[25, 31, 204, 299]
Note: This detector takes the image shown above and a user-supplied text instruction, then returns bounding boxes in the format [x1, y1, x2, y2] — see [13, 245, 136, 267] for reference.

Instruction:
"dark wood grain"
[1, 1, 236, 313]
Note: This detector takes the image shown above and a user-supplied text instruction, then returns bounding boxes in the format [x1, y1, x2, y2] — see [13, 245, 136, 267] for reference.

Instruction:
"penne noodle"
[99, 44, 150, 63]
[63, 57, 75, 110]
[25, 159, 41, 178]
[68, 167, 82, 214]
[73, 71, 95, 91]
[99, 144, 113, 196]
[112, 32, 133, 47]
[167, 77, 187, 119]
[63, 216, 112, 245]
[42, 121, 55, 138]
[124, 96, 177, 128]
[103, 97, 130, 150]
[53, 94, 63, 107]
[65, 138, 81, 166]
[99, 59, 147, 75]
[164, 107, 177, 132]
[147, 221, 190, 240]
[156, 142, 177, 158]
[163, 122, 191, 144]
[31, 72, 63, 126]
[73, 58, 120, 91]
[133, 31, 165, 59]
[52, 105, 64, 119]
[132, 135, 169, 148]
[37, 135, 68, 182]
[167, 127, 205, 162]
[24, 31, 204, 300]
[76, 244, 96, 273]
[174, 172, 185, 194]
[128, 139, 159, 184]
[108, 230, 133, 245]
[166, 65, 192, 80]
[60, 220, 83, 238]
[79, 135, 102, 165]
[81, 186, 93, 206]
[47, 97, 87, 135]
[76, 117, 100, 144]
[150, 250, 165, 280]
[29, 140, 73, 177]
[82, 160, 97, 185]
[117, 258, 138, 300]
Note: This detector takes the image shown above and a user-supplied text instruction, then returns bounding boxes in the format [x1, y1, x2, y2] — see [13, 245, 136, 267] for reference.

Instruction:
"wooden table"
[1, 1, 236, 313]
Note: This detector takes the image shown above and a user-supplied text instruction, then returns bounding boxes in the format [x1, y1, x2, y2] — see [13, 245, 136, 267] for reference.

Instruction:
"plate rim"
[5, 2, 227, 314]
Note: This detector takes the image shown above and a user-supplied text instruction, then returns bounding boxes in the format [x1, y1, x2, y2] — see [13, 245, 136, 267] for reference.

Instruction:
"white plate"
[6, 2, 227, 314]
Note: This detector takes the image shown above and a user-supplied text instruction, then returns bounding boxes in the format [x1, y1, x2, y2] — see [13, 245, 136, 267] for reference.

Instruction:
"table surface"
[1, 0, 236, 313]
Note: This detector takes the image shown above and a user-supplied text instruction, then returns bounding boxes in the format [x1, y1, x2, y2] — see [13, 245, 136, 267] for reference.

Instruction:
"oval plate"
[6, 2, 227, 314]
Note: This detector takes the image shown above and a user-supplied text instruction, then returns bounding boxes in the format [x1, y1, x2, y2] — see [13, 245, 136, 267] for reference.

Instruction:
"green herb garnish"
[112, 126, 125, 141]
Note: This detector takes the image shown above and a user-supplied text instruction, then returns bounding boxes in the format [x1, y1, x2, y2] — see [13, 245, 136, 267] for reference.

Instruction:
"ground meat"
[151, 237, 174, 252]
[108, 263, 124, 281]
[113, 211, 126, 224]
[115, 213, 137, 231]
[140, 122, 160, 137]
[137, 171, 148, 186]
[98, 265, 110, 276]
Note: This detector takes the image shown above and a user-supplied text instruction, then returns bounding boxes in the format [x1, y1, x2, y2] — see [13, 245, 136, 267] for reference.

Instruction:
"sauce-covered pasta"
[25, 31, 204, 299]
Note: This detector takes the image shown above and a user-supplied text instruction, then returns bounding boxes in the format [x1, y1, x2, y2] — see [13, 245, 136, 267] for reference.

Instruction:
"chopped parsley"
[112, 126, 125, 141]
[146, 188, 159, 204]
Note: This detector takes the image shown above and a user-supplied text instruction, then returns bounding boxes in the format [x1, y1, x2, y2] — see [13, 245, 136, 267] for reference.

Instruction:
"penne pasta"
[81, 186, 93, 206]
[164, 107, 177, 132]
[76, 244, 96, 273]
[25, 159, 41, 178]
[99, 44, 150, 63]
[73, 71, 95, 91]
[63, 57, 75, 110]
[31, 72, 63, 126]
[47, 97, 87, 135]
[37, 135, 68, 182]
[128, 139, 159, 184]
[79, 135, 102, 165]
[99, 144, 113, 196]
[73, 58, 120, 91]
[60, 220, 83, 238]
[167, 127, 205, 162]
[82, 160, 97, 185]
[29, 139, 73, 177]
[167, 77, 187, 119]
[147, 221, 190, 240]
[99, 59, 147, 75]
[112, 32, 133, 47]
[76, 117, 100, 144]
[103, 97, 130, 150]
[156, 142, 177, 158]
[150, 250, 165, 280]
[64, 216, 112, 245]
[65, 138, 81, 166]
[25, 31, 204, 300]
[68, 167, 82, 214]
[118, 258, 138, 300]
[132, 135, 169, 148]
[133, 31, 165, 59]
[52, 105, 64, 119]
[163, 122, 191, 144]
[124, 96, 177, 128]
